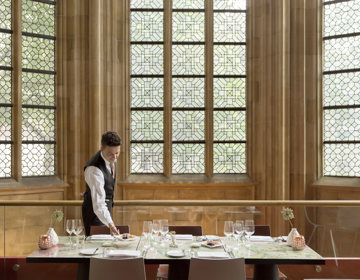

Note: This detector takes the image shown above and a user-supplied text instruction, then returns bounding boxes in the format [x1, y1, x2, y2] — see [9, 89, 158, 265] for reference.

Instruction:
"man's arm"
[84, 166, 119, 235]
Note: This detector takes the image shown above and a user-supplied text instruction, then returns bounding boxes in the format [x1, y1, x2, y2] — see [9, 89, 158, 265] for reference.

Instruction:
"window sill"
[0, 176, 69, 191]
[311, 176, 360, 189]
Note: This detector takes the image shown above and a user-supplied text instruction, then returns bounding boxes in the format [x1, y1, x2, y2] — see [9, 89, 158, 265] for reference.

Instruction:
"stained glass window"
[130, 0, 246, 174]
[323, 0, 360, 177]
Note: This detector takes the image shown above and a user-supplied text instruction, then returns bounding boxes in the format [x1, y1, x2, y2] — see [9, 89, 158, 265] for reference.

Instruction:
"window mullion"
[205, 0, 213, 177]
[163, 0, 172, 177]
[12, 0, 23, 181]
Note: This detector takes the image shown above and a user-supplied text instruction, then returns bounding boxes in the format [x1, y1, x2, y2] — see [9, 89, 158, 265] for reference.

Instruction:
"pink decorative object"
[292, 235, 305, 250]
[39, 234, 53, 250]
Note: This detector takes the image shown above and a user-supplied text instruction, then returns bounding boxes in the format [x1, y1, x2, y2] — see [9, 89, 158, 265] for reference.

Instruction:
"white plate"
[79, 248, 101, 256]
[205, 235, 220, 240]
[166, 250, 185, 258]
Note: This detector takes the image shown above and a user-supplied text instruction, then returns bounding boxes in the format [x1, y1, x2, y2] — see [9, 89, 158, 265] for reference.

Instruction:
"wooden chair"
[89, 257, 146, 280]
[89, 225, 130, 235]
[156, 225, 203, 280]
[188, 258, 246, 280]
[246, 225, 287, 280]
[168, 225, 203, 236]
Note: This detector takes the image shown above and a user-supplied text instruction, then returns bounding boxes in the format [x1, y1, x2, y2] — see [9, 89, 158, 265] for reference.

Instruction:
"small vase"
[287, 228, 299, 246]
[47, 227, 59, 245]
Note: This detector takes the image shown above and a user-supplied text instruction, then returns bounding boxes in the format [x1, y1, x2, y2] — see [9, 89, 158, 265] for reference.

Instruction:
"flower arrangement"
[50, 209, 64, 228]
[281, 207, 295, 228]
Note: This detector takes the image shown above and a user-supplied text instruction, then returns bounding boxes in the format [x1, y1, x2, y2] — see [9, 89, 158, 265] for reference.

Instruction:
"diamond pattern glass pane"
[22, 36, 55, 71]
[173, 111, 204, 141]
[0, 107, 11, 141]
[0, 69, 12, 103]
[172, 45, 204, 75]
[324, 108, 360, 142]
[214, 111, 246, 141]
[324, 144, 360, 177]
[22, 72, 55, 106]
[324, 37, 360, 72]
[214, 78, 246, 108]
[214, 45, 246, 75]
[131, 12, 163, 42]
[214, 143, 246, 173]
[22, 0, 55, 36]
[131, 111, 163, 141]
[131, 143, 163, 173]
[131, 45, 163, 75]
[172, 78, 205, 108]
[214, 13, 245, 43]
[214, 0, 246, 10]
[22, 143, 55, 176]
[0, 0, 11, 29]
[22, 108, 55, 141]
[323, 72, 360, 107]
[173, 0, 204, 9]
[0, 33, 11, 67]
[131, 78, 163, 108]
[131, 0, 163, 9]
[172, 144, 204, 173]
[0, 144, 11, 178]
[324, 1, 360, 37]
[173, 12, 204, 42]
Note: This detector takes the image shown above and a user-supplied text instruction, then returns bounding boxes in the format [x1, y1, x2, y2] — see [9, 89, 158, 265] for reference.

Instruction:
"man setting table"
[82, 131, 121, 236]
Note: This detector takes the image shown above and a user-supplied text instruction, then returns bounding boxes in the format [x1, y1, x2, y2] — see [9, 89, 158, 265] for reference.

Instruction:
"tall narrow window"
[130, 0, 246, 175]
[0, 0, 56, 179]
[0, 0, 12, 178]
[323, 0, 360, 177]
[22, 0, 56, 176]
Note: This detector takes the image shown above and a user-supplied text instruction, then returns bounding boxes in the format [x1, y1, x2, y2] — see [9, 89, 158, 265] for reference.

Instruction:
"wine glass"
[234, 220, 244, 242]
[244, 219, 255, 242]
[224, 221, 234, 238]
[73, 219, 84, 248]
[142, 221, 153, 239]
[65, 219, 75, 245]
[160, 219, 169, 239]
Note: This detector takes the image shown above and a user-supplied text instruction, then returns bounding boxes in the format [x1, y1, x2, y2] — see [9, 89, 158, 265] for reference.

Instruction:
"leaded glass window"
[0, 0, 12, 178]
[130, 0, 247, 175]
[0, 0, 56, 178]
[323, 0, 360, 177]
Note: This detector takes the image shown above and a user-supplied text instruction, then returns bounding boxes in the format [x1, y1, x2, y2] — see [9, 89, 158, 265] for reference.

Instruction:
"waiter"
[82, 131, 121, 236]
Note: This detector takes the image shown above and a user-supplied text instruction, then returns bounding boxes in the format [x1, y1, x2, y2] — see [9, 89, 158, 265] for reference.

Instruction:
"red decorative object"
[292, 235, 305, 250]
[39, 234, 53, 250]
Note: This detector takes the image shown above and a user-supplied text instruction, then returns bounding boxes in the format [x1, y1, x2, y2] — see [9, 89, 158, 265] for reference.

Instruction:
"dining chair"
[188, 257, 246, 280]
[246, 225, 287, 280]
[89, 257, 146, 280]
[156, 225, 203, 280]
[89, 225, 130, 235]
[168, 225, 203, 236]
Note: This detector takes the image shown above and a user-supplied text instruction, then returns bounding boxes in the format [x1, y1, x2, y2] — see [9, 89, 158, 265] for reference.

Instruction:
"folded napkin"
[249, 235, 274, 242]
[196, 251, 229, 259]
[90, 234, 114, 240]
[106, 250, 141, 257]
[174, 234, 193, 240]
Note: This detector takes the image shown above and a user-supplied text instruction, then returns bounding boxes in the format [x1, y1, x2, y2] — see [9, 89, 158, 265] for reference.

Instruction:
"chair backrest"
[90, 225, 130, 235]
[89, 257, 146, 280]
[168, 225, 203, 236]
[253, 225, 271, 236]
[188, 258, 246, 280]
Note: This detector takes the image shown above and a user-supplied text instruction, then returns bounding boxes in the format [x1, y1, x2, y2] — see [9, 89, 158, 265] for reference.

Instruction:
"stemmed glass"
[234, 220, 244, 243]
[152, 219, 161, 241]
[160, 219, 169, 240]
[65, 219, 75, 246]
[73, 219, 84, 248]
[244, 219, 255, 243]
[224, 221, 234, 239]
[142, 221, 153, 239]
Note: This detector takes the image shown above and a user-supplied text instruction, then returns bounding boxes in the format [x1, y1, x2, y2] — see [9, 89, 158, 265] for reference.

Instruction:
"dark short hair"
[101, 131, 121, 147]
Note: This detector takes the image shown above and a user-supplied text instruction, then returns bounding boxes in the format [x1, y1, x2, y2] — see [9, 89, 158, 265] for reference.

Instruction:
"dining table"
[26, 234, 325, 280]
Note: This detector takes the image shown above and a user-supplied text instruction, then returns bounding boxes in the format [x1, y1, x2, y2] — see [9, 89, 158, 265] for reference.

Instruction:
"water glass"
[224, 221, 234, 238]
[244, 219, 255, 241]
[65, 219, 75, 246]
[234, 220, 244, 242]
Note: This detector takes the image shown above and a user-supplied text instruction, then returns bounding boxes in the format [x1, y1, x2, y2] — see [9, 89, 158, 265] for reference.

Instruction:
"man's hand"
[109, 223, 120, 236]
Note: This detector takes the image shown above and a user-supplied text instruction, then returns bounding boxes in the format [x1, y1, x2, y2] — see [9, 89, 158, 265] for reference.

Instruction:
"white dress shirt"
[84, 152, 114, 227]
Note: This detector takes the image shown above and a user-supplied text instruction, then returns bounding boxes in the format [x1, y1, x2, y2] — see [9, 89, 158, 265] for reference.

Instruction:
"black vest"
[82, 150, 116, 235]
